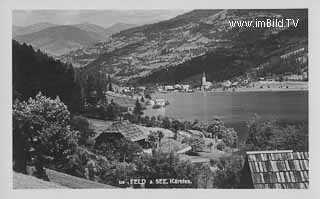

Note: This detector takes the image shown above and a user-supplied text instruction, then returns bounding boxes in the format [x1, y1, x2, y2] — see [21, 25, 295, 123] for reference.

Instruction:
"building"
[155, 98, 166, 106]
[164, 85, 174, 91]
[243, 150, 309, 189]
[95, 121, 151, 148]
[201, 72, 213, 90]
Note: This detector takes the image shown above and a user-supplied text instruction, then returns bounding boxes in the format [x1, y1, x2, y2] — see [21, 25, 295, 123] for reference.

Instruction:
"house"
[242, 150, 309, 189]
[181, 84, 190, 91]
[155, 99, 166, 106]
[95, 121, 150, 148]
[164, 85, 174, 91]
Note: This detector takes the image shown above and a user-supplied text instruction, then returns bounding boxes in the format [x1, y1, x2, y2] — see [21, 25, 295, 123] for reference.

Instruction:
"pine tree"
[133, 99, 143, 116]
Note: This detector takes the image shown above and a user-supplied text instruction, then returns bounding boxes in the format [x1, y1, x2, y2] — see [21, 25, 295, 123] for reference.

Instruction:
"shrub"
[216, 141, 226, 151]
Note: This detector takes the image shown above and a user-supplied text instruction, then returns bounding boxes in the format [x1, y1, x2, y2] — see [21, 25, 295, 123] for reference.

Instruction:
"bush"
[216, 141, 226, 151]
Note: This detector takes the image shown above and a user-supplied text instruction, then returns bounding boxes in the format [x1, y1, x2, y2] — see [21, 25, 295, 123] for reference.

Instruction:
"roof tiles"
[247, 151, 309, 189]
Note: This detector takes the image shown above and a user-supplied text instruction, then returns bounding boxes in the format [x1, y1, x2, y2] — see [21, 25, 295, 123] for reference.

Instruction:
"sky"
[12, 10, 188, 28]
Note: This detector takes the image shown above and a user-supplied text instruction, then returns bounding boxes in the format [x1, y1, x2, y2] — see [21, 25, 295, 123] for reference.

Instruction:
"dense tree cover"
[211, 154, 246, 188]
[13, 93, 79, 179]
[244, 115, 308, 151]
[70, 116, 96, 148]
[94, 137, 143, 162]
[193, 119, 238, 149]
[131, 151, 209, 188]
[182, 136, 205, 153]
[12, 40, 81, 112]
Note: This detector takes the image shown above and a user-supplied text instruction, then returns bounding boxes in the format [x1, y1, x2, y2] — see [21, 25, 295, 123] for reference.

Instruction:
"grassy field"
[45, 169, 115, 189]
[13, 172, 65, 189]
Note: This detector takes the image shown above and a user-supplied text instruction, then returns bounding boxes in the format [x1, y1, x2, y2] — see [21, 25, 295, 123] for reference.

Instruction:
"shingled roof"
[246, 150, 309, 189]
[103, 121, 149, 142]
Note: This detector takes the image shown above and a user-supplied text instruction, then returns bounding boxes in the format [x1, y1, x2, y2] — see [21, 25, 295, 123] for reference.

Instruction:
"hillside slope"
[59, 9, 307, 83]
[136, 17, 308, 85]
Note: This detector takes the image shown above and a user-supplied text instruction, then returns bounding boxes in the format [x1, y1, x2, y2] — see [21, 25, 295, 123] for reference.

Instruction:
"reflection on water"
[144, 91, 308, 143]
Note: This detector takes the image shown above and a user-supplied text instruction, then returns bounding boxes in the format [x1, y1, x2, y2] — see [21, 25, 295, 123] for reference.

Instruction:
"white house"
[155, 99, 166, 106]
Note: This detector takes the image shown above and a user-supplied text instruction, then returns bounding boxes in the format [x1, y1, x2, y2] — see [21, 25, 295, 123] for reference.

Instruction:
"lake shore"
[191, 81, 308, 93]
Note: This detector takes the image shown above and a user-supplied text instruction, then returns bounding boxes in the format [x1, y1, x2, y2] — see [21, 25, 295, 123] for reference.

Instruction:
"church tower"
[202, 72, 206, 86]
[201, 72, 206, 91]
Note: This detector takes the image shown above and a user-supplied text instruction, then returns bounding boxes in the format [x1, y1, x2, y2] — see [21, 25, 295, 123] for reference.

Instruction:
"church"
[201, 72, 212, 91]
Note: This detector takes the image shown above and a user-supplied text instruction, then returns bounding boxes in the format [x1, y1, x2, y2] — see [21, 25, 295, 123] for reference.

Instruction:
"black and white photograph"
[1, 0, 317, 194]
[11, 8, 309, 189]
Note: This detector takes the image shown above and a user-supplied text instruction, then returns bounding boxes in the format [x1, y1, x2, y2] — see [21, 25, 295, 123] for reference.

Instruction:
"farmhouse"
[95, 121, 151, 148]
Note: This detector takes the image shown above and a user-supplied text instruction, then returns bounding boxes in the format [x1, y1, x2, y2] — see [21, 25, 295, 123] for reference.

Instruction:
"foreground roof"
[246, 150, 309, 189]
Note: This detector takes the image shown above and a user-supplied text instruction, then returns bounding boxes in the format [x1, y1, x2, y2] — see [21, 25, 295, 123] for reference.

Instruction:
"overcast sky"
[12, 10, 188, 28]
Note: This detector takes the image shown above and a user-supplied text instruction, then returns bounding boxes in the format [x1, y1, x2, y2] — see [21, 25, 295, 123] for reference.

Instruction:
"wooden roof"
[103, 121, 149, 142]
[246, 150, 309, 189]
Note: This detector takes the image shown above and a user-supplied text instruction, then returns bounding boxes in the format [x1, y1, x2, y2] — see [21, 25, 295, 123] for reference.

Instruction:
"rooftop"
[246, 150, 309, 189]
[103, 121, 149, 142]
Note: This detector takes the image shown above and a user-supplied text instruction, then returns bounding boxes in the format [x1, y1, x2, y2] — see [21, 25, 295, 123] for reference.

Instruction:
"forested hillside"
[12, 40, 81, 112]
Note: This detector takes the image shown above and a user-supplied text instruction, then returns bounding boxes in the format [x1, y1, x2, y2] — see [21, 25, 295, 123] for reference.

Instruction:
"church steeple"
[202, 71, 206, 86]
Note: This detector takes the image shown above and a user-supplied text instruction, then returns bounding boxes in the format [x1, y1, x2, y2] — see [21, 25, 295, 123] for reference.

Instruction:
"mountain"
[12, 22, 57, 37]
[59, 9, 307, 82]
[14, 25, 106, 56]
[104, 22, 137, 35]
[74, 22, 109, 40]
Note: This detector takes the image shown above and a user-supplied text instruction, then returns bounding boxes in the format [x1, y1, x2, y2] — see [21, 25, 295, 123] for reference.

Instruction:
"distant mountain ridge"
[14, 25, 104, 56]
[13, 22, 138, 56]
[13, 22, 57, 37]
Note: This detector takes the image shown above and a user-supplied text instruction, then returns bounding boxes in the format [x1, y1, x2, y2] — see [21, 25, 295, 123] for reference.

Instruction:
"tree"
[107, 75, 113, 92]
[95, 138, 143, 162]
[212, 154, 245, 188]
[140, 96, 145, 103]
[108, 83, 113, 92]
[147, 131, 164, 149]
[105, 100, 121, 121]
[182, 136, 205, 153]
[132, 151, 199, 188]
[13, 93, 78, 178]
[71, 116, 96, 147]
[245, 115, 308, 151]
[133, 99, 143, 116]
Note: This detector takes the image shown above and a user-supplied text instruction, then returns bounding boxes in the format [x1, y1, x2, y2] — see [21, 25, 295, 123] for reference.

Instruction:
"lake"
[144, 91, 308, 143]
